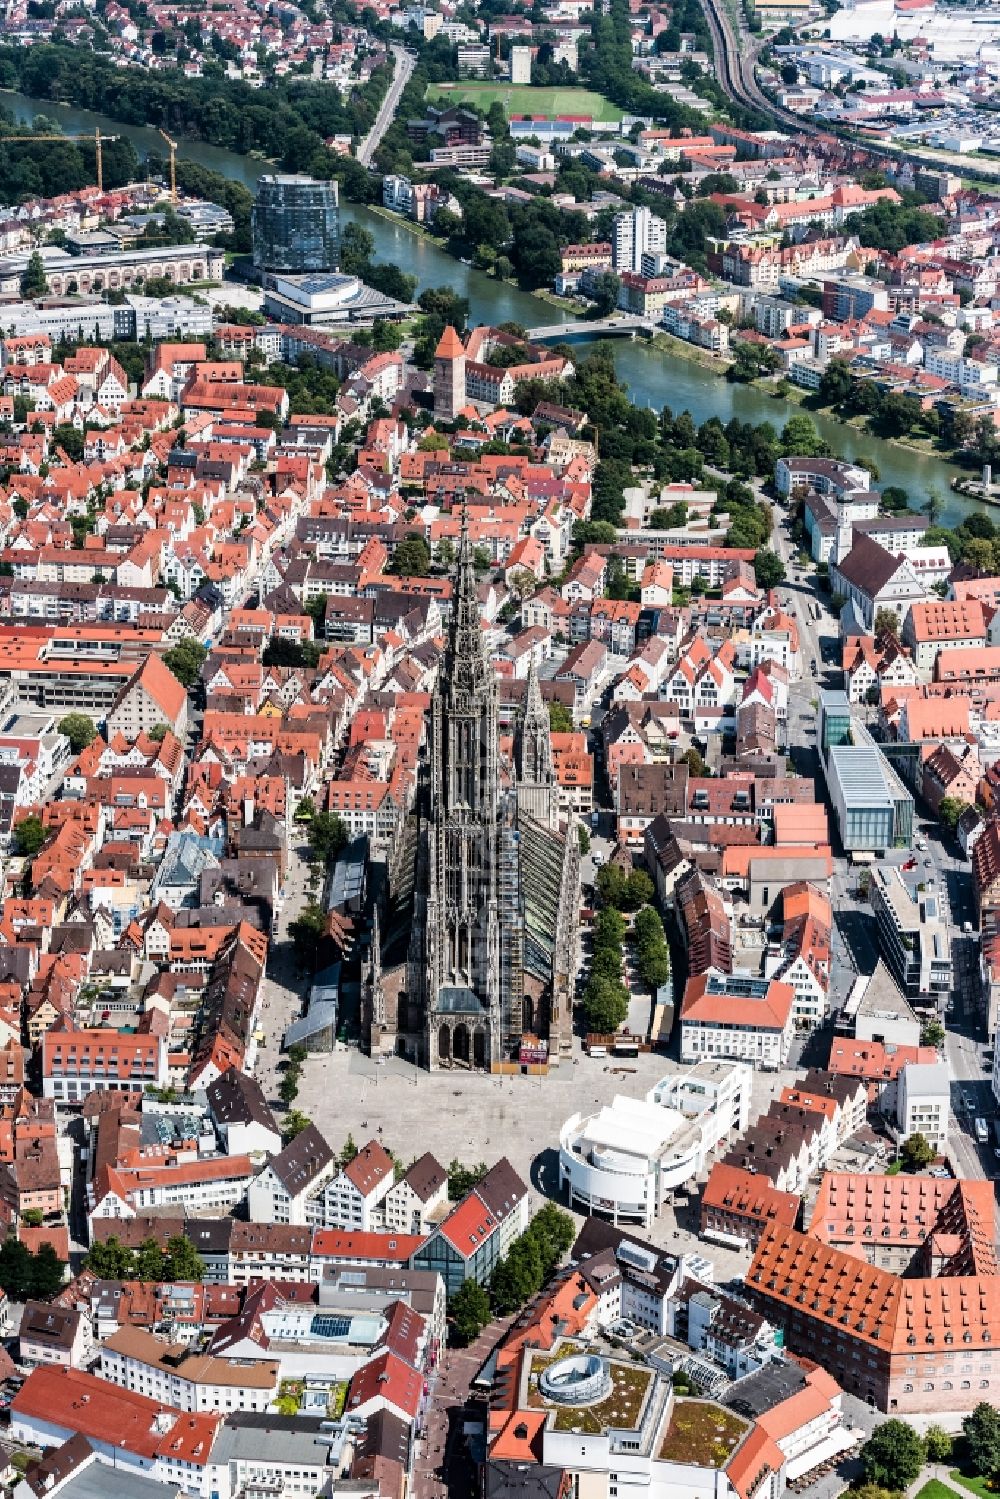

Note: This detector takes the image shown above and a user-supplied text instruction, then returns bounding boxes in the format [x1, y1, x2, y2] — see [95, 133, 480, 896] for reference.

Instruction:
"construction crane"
[0, 127, 119, 192]
[158, 128, 178, 205]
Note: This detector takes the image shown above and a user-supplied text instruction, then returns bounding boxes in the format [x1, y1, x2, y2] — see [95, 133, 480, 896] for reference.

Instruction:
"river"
[3, 89, 979, 523]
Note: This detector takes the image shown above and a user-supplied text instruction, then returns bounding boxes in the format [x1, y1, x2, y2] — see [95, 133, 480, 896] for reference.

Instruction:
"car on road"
[964, 1093, 975, 1110]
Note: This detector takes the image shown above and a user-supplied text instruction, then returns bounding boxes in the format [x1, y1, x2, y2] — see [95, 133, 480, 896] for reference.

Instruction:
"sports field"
[426, 82, 623, 121]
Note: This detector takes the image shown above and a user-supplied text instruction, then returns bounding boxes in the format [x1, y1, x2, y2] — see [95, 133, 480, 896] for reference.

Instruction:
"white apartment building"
[313, 1140, 394, 1230]
[99, 1327, 280, 1414]
[612, 206, 668, 274]
[246, 1123, 336, 1227]
[205, 1413, 359, 1499]
[680, 970, 796, 1069]
[88, 1155, 255, 1227]
[383, 1152, 449, 1234]
[897, 1061, 950, 1151]
[870, 866, 952, 1000]
[925, 349, 999, 392]
[382, 174, 413, 215]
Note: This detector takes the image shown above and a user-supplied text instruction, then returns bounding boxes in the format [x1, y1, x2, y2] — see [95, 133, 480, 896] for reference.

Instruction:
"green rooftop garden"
[659, 1399, 749, 1467]
[525, 1352, 653, 1435]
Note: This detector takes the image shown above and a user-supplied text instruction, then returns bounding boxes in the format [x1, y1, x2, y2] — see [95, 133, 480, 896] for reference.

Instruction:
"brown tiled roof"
[399, 1152, 446, 1204]
[749, 1206, 1000, 1356]
[836, 534, 904, 598]
[265, 1121, 334, 1195]
[343, 1140, 394, 1196]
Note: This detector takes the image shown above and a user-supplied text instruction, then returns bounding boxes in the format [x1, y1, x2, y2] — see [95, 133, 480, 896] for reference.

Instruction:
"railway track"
[698, 0, 1000, 184]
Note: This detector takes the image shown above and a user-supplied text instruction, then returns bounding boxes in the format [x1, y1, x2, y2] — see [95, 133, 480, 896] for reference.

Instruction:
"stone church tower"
[515, 658, 559, 829]
[434, 325, 466, 421]
[402, 518, 580, 1071]
[416, 513, 501, 1069]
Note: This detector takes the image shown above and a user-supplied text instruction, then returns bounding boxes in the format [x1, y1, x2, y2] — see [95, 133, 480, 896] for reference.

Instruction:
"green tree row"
[84, 1233, 204, 1283]
[633, 906, 671, 991]
[449, 1203, 576, 1342]
[3, 43, 390, 168]
[279, 1042, 309, 1107]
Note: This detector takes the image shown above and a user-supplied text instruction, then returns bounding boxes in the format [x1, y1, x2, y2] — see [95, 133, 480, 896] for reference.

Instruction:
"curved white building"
[559, 1062, 751, 1228]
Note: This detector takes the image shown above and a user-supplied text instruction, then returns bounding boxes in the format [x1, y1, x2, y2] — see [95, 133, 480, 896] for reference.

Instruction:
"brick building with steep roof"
[700, 1162, 800, 1249]
[746, 1174, 1000, 1413]
[434, 326, 466, 421]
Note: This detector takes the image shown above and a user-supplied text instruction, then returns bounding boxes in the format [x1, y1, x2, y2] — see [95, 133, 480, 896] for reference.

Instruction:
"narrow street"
[412, 1316, 515, 1499]
[253, 837, 317, 1111]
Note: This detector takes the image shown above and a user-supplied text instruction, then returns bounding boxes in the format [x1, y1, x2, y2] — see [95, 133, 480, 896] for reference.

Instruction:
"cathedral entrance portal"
[453, 1023, 470, 1065]
[474, 1027, 487, 1069]
[438, 1024, 451, 1064]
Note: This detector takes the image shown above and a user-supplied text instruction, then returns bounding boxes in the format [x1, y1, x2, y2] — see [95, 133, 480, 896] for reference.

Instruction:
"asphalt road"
[357, 45, 416, 168]
[767, 499, 1000, 1182]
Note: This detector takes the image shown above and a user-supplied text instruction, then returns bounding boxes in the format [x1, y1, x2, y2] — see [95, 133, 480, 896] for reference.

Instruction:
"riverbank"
[365, 202, 583, 321]
[364, 201, 445, 244]
[798, 399, 969, 470]
[648, 330, 733, 373]
[0, 89, 980, 525]
[531, 287, 580, 316]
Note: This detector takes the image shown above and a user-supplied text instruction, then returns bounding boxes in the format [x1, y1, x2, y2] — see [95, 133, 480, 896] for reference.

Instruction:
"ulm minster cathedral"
[363, 519, 581, 1071]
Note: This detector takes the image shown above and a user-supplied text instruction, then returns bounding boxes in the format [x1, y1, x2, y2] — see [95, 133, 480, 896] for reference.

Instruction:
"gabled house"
[412, 1158, 528, 1294]
[246, 1122, 335, 1226]
[316, 1139, 395, 1231]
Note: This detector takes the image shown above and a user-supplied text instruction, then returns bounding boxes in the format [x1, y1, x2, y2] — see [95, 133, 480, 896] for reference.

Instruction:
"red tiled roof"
[310, 1230, 425, 1263]
[11, 1366, 219, 1464]
[347, 1350, 423, 1419]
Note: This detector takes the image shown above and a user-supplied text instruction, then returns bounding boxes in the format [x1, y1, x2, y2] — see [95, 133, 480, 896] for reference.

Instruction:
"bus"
[976, 1117, 989, 1145]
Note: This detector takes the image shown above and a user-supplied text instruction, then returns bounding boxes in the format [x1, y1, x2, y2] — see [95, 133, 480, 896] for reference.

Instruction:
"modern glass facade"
[252, 175, 340, 274]
[819, 687, 852, 754]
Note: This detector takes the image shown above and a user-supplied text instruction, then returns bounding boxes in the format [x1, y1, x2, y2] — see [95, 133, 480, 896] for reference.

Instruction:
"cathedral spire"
[524, 653, 548, 736]
[446, 505, 491, 701]
[370, 904, 385, 1027]
[516, 654, 556, 825]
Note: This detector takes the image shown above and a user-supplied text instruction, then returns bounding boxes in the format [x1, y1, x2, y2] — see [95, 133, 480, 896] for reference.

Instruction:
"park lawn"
[919, 1486, 967, 1499]
[426, 82, 623, 121]
[951, 1474, 999, 1499]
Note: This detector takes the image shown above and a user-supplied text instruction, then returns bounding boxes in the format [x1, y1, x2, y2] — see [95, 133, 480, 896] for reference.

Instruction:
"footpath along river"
[4, 89, 980, 523]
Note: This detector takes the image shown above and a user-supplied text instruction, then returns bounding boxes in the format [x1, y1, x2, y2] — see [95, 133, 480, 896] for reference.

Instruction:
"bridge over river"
[526, 315, 657, 340]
